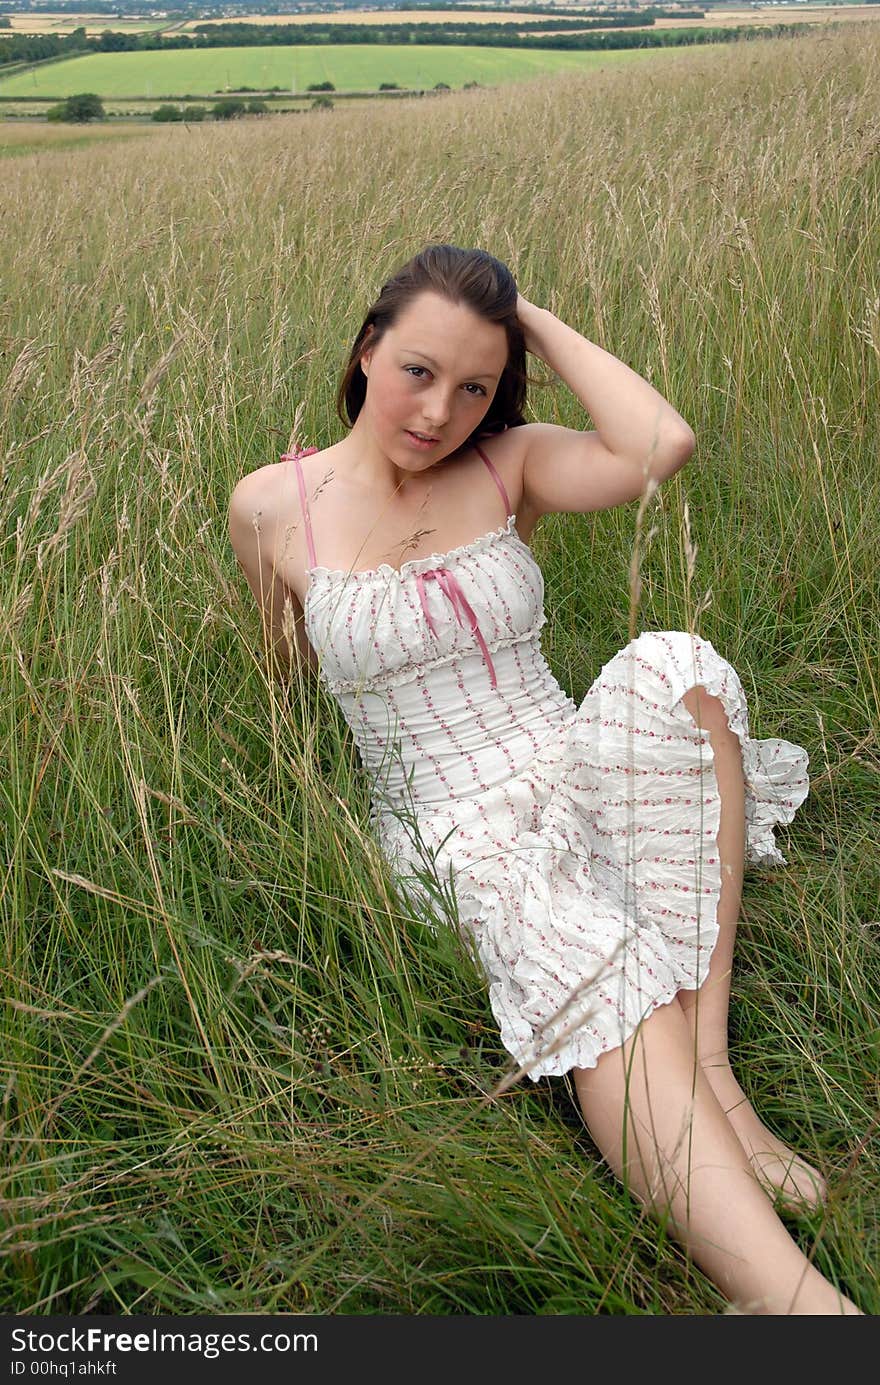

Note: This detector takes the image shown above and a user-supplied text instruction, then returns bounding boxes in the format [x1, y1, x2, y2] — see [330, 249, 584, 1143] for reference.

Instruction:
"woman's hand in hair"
[515, 292, 545, 357]
[512, 287, 694, 515]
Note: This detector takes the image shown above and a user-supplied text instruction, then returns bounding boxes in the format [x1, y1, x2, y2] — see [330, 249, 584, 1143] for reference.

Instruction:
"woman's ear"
[360, 325, 375, 377]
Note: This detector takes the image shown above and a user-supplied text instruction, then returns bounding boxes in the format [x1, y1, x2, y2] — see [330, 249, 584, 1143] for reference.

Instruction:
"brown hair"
[336, 243, 527, 444]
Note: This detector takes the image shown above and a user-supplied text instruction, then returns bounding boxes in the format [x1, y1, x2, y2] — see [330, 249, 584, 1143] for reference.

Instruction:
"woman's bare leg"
[572, 996, 859, 1313]
[677, 685, 826, 1211]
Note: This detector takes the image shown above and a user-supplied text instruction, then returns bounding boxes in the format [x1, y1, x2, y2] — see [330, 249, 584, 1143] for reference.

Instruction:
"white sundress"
[289, 443, 809, 1082]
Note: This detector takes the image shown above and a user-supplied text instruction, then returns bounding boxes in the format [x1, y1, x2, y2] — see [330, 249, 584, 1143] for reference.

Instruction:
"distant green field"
[0, 43, 664, 99]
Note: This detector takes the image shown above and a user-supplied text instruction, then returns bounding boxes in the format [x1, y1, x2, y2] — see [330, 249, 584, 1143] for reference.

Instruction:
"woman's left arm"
[516, 294, 695, 519]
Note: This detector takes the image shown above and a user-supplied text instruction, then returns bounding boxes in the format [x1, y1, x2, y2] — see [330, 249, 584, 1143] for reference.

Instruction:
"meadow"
[0, 41, 667, 99]
[2, 26, 878, 1316]
[0, 119, 159, 155]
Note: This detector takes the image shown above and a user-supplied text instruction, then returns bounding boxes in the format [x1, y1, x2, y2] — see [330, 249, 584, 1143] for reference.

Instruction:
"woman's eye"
[405, 366, 427, 379]
[464, 383, 487, 397]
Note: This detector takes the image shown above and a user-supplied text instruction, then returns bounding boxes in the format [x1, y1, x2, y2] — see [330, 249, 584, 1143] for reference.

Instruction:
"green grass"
[1, 29, 878, 1316]
[0, 42, 671, 99]
[0, 121, 165, 157]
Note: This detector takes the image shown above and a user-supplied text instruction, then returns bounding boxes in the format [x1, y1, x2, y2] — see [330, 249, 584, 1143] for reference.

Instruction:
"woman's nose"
[423, 385, 453, 426]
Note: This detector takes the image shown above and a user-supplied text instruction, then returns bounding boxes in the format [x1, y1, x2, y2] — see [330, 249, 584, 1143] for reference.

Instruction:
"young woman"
[228, 243, 861, 1314]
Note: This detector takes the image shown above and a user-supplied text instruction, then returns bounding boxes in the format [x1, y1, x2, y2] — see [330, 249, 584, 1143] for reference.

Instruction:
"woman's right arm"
[228, 465, 319, 681]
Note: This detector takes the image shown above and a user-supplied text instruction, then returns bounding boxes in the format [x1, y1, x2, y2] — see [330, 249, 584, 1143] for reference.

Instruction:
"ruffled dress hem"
[375, 630, 809, 1083]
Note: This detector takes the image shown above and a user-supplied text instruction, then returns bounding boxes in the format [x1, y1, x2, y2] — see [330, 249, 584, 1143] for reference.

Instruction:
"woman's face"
[358, 290, 509, 469]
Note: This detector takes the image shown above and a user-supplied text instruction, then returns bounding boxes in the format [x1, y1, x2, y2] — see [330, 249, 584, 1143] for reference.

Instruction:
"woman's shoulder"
[228, 459, 303, 564]
[230, 459, 283, 511]
[230, 449, 323, 522]
[474, 422, 532, 457]
[472, 423, 535, 519]
[474, 421, 546, 480]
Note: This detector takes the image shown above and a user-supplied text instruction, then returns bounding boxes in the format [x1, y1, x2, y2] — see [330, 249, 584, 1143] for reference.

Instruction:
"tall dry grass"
[1, 27, 878, 1314]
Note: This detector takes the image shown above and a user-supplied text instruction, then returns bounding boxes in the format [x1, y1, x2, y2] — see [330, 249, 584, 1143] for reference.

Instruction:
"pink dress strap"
[473, 442, 512, 517]
[281, 446, 319, 570]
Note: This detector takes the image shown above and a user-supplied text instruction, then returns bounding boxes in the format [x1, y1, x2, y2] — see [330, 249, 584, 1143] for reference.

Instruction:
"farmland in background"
[184, 3, 880, 30]
[1, 12, 169, 33]
[5, 2, 880, 37]
[0, 41, 671, 98]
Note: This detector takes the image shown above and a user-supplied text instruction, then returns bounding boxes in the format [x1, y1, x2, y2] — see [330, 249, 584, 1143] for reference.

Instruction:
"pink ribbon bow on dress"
[415, 567, 498, 689]
[280, 446, 318, 461]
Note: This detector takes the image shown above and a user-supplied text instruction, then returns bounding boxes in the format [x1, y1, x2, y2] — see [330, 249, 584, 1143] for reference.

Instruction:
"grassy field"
[0, 119, 166, 156]
[2, 27, 878, 1317]
[0, 42, 669, 99]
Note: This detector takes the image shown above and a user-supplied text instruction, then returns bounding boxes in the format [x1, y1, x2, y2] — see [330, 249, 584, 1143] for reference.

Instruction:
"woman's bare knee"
[571, 999, 701, 1195]
[681, 684, 738, 742]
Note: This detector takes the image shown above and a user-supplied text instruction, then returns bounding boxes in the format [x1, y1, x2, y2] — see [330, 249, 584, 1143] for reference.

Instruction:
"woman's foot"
[701, 1062, 827, 1213]
[741, 1129, 828, 1214]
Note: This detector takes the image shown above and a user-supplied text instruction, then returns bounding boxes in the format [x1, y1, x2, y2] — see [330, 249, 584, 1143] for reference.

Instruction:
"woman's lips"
[405, 430, 439, 448]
